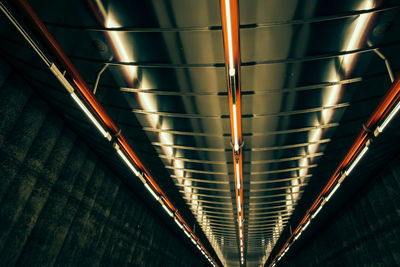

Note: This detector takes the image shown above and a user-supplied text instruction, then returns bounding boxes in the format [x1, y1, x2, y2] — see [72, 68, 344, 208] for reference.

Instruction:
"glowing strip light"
[236, 161, 240, 189]
[71, 92, 111, 140]
[233, 104, 239, 152]
[183, 229, 191, 238]
[115, 145, 140, 177]
[326, 183, 341, 202]
[311, 205, 323, 219]
[345, 146, 369, 176]
[377, 100, 400, 133]
[161, 201, 173, 217]
[174, 217, 183, 229]
[238, 197, 241, 212]
[303, 220, 311, 232]
[144, 183, 159, 201]
[224, 0, 235, 75]
[191, 238, 196, 245]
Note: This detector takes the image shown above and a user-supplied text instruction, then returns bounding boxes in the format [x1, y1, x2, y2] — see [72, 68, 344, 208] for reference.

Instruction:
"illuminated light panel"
[144, 183, 159, 201]
[326, 183, 341, 202]
[174, 217, 183, 229]
[378, 100, 400, 133]
[183, 229, 191, 238]
[70, 92, 111, 140]
[341, 0, 374, 72]
[161, 201, 173, 217]
[345, 146, 369, 176]
[236, 161, 240, 189]
[295, 231, 302, 242]
[115, 146, 140, 177]
[224, 0, 235, 74]
[232, 104, 239, 152]
[311, 204, 323, 219]
[303, 220, 311, 231]
[238, 197, 241, 212]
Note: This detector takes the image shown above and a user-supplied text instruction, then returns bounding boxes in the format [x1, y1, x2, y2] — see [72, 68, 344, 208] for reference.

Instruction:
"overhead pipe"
[219, 0, 244, 264]
[4, 0, 219, 265]
[269, 73, 400, 266]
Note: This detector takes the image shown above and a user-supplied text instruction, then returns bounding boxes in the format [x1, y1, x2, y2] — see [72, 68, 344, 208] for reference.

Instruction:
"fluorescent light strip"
[183, 229, 191, 238]
[49, 64, 74, 94]
[232, 104, 239, 152]
[191, 238, 196, 245]
[378, 98, 400, 133]
[197, 244, 201, 251]
[116, 148, 140, 177]
[238, 197, 241, 212]
[311, 205, 323, 219]
[236, 162, 240, 189]
[345, 146, 369, 176]
[224, 0, 234, 74]
[161, 202, 173, 217]
[174, 217, 183, 229]
[70, 92, 111, 140]
[144, 183, 159, 201]
[303, 220, 311, 231]
[326, 183, 341, 202]
[294, 231, 301, 240]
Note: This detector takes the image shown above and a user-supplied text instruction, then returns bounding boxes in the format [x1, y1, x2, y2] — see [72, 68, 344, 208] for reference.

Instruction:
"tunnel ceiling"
[1, 0, 400, 266]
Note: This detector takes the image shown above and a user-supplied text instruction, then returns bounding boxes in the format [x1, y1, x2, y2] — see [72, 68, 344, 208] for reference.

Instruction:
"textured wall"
[284, 153, 400, 267]
[0, 58, 203, 266]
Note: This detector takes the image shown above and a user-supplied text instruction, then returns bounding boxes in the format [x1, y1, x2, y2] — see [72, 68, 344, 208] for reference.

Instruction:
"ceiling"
[1, 0, 400, 266]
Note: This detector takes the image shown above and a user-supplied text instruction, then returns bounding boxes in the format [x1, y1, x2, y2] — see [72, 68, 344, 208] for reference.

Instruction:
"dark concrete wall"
[0, 58, 203, 266]
[284, 154, 400, 267]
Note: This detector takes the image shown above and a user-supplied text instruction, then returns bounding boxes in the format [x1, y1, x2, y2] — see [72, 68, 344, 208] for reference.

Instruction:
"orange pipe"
[220, 0, 244, 262]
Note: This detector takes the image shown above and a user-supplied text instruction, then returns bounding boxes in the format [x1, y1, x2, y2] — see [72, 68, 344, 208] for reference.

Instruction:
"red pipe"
[8, 0, 218, 265]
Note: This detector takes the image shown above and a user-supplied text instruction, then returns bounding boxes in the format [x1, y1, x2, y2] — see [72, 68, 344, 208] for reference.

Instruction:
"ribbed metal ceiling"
[1, 0, 400, 266]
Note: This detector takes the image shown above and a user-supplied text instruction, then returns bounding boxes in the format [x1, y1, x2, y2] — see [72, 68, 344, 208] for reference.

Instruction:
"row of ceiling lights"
[0, 1, 219, 266]
[220, 0, 245, 264]
[270, 79, 400, 267]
